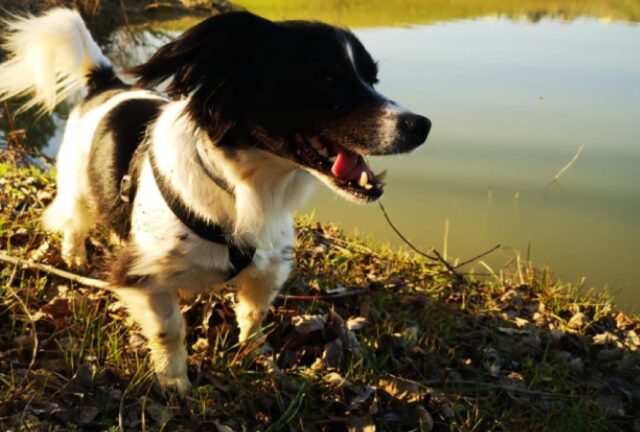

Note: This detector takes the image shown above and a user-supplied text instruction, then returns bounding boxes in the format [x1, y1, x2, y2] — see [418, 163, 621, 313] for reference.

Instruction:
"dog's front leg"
[116, 287, 190, 394]
[234, 251, 293, 343]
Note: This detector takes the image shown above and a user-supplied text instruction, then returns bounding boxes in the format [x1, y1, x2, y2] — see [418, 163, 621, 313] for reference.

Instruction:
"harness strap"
[195, 142, 235, 195]
[148, 148, 255, 280]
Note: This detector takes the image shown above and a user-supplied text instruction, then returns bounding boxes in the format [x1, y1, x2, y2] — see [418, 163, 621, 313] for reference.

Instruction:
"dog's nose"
[399, 113, 431, 145]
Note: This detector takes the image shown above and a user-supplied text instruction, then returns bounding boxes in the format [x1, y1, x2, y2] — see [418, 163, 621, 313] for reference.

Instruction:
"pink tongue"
[331, 150, 371, 181]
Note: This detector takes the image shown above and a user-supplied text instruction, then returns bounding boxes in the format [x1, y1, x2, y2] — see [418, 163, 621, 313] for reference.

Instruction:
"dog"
[0, 8, 430, 393]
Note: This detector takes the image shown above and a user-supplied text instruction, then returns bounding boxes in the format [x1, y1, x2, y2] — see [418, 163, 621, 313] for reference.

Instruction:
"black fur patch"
[109, 245, 146, 286]
[86, 66, 126, 96]
[88, 97, 165, 239]
[127, 12, 382, 143]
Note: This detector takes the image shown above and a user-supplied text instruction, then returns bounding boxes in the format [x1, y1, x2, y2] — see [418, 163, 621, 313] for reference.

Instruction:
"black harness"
[121, 146, 255, 280]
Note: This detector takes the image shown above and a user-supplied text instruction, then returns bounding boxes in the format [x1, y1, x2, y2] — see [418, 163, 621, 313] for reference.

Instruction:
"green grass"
[0, 157, 639, 431]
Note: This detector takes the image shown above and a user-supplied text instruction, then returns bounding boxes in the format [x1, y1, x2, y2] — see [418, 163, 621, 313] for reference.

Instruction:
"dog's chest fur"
[86, 94, 315, 289]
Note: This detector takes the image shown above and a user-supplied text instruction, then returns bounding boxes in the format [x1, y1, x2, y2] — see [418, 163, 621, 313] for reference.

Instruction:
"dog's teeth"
[358, 171, 369, 188]
[328, 156, 337, 162]
[318, 147, 329, 158]
[364, 183, 374, 190]
[374, 170, 388, 183]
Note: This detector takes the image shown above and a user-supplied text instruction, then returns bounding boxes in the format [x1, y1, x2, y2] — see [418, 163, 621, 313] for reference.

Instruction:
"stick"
[455, 244, 501, 269]
[277, 288, 371, 302]
[550, 144, 585, 185]
[443, 218, 449, 260]
[377, 202, 438, 262]
[378, 202, 462, 280]
[423, 378, 576, 399]
[0, 251, 108, 289]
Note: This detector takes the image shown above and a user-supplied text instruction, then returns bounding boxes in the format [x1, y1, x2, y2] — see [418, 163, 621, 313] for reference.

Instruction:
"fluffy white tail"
[0, 8, 110, 113]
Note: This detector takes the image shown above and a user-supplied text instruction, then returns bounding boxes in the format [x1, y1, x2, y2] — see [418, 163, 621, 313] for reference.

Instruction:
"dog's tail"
[0, 8, 112, 113]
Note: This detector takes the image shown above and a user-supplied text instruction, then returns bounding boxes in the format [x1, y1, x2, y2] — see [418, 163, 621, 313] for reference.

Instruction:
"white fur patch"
[378, 101, 413, 152]
[0, 8, 110, 113]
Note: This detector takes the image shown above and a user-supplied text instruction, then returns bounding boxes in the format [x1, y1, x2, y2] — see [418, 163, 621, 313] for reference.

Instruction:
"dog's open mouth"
[294, 134, 385, 201]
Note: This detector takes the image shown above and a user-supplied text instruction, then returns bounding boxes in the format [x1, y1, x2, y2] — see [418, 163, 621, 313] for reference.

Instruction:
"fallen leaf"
[593, 332, 619, 346]
[378, 376, 423, 403]
[615, 312, 635, 330]
[596, 394, 625, 416]
[416, 405, 434, 432]
[292, 314, 326, 336]
[625, 330, 639, 350]
[568, 312, 588, 329]
[77, 405, 100, 425]
[213, 420, 235, 432]
[500, 290, 523, 306]
[347, 383, 377, 413]
[346, 415, 376, 432]
[324, 337, 344, 368]
[29, 401, 60, 417]
[346, 316, 367, 331]
[40, 297, 71, 320]
[324, 372, 346, 387]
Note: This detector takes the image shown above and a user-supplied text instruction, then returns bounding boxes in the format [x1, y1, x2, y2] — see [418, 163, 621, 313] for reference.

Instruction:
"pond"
[3, 1, 639, 312]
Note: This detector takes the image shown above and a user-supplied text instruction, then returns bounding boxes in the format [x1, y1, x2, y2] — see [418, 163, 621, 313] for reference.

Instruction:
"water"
[2, 1, 638, 311]
[306, 19, 640, 313]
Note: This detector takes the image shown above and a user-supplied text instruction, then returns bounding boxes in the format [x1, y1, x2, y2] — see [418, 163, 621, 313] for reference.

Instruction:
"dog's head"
[130, 12, 430, 202]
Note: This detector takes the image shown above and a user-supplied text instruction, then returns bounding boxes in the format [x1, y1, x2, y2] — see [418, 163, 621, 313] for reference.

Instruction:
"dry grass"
[0, 154, 638, 431]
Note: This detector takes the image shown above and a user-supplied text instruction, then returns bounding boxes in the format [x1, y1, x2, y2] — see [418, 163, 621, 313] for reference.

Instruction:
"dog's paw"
[157, 374, 191, 398]
[62, 253, 88, 272]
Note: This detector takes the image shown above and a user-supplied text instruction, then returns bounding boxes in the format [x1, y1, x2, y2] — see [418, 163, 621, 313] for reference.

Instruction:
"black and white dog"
[0, 8, 430, 393]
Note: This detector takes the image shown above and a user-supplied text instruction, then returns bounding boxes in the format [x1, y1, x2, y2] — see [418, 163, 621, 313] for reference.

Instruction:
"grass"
[0, 155, 639, 431]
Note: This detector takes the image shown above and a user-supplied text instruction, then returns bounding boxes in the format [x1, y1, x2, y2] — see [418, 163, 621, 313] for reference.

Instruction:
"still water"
[4, 1, 639, 311]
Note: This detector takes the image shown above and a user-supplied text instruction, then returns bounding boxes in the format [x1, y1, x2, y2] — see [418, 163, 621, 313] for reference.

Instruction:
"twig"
[423, 378, 577, 399]
[455, 244, 501, 269]
[378, 202, 500, 283]
[549, 144, 585, 185]
[277, 288, 371, 302]
[443, 218, 450, 260]
[4, 266, 39, 383]
[377, 201, 438, 261]
[0, 251, 108, 289]
[378, 202, 463, 280]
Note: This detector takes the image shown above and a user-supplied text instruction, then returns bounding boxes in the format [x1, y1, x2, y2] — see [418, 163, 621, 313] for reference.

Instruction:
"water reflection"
[0, 100, 63, 152]
[234, 0, 640, 26]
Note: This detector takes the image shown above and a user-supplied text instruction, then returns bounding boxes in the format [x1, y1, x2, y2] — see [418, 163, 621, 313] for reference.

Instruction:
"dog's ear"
[128, 11, 278, 139]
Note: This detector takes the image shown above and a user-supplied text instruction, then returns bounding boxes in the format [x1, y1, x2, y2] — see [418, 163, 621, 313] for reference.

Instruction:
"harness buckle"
[120, 175, 132, 203]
